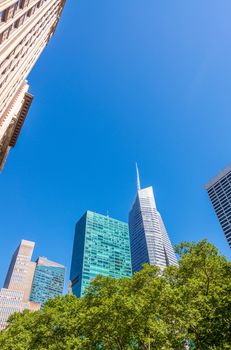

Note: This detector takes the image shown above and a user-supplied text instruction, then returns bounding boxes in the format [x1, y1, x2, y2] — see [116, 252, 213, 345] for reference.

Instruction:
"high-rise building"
[70, 211, 132, 297]
[0, 240, 39, 330]
[129, 165, 178, 273]
[0, 0, 66, 170]
[206, 165, 231, 249]
[4, 239, 36, 302]
[0, 240, 65, 329]
[30, 257, 65, 307]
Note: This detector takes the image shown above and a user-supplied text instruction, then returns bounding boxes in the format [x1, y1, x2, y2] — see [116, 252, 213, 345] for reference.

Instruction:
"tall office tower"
[30, 257, 65, 307]
[0, 0, 66, 170]
[129, 166, 178, 273]
[206, 165, 231, 249]
[0, 240, 40, 330]
[4, 239, 36, 301]
[70, 211, 132, 297]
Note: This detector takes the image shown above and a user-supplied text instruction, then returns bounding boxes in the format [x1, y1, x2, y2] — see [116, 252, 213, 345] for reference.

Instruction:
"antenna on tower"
[136, 162, 141, 191]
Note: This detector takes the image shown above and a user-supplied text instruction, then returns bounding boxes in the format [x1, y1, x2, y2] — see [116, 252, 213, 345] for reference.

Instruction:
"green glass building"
[70, 211, 132, 297]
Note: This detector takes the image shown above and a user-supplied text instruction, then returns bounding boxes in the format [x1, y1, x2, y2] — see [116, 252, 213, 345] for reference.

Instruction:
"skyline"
[1, 163, 230, 291]
[1, 0, 231, 291]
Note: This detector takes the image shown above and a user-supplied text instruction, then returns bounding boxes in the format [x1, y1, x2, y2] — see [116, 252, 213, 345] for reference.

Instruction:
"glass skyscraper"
[70, 211, 132, 297]
[129, 166, 178, 273]
[206, 165, 231, 249]
[30, 257, 65, 308]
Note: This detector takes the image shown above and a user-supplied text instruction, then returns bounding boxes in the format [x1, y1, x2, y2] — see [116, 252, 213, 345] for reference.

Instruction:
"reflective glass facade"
[206, 165, 231, 249]
[70, 211, 132, 297]
[30, 257, 65, 308]
[129, 186, 178, 273]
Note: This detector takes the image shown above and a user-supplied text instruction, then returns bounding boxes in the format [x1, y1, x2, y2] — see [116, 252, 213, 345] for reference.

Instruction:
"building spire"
[136, 162, 141, 191]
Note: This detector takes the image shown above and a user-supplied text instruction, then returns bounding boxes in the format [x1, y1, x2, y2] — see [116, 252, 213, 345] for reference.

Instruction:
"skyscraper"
[129, 165, 178, 273]
[70, 211, 132, 297]
[0, 240, 40, 330]
[4, 239, 36, 301]
[206, 165, 231, 249]
[0, 0, 66, 170]
[30, 257, 65, 307]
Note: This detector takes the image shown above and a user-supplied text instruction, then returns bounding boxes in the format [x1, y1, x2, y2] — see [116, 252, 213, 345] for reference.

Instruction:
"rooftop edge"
[205, 164, 231, 190]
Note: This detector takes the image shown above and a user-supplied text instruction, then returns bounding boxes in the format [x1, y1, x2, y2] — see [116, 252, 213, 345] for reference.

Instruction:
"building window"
[19, 0, 30, 9]
[27, 6, 36, 17]
[14, 14, 25, 28]
[0, 11, 4, 22]
[37, 0, 44, 8]
[2, 5, 17, 22]
[0, 26, 11, 44]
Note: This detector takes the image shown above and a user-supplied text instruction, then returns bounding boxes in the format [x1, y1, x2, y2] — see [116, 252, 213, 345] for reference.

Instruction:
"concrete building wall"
[0, 288, 40, 330]
[0, 0, 66, 170]
[4, 239, 36, 302]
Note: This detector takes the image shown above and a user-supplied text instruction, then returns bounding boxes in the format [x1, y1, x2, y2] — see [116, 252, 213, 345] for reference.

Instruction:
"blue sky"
[1, 0, 231, 289]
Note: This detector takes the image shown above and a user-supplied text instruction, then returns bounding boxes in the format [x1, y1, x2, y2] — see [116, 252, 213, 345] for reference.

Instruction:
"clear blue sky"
[1, 0, 231, 289]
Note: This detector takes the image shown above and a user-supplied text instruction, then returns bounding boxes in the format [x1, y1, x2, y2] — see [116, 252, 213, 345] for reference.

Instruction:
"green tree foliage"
[0, 240, 230, 349]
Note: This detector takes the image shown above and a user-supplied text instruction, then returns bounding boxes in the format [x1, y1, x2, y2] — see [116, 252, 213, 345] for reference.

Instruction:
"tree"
[0, 240, 230, 350]
[172, 240, 231, 349]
